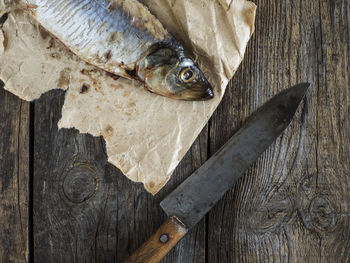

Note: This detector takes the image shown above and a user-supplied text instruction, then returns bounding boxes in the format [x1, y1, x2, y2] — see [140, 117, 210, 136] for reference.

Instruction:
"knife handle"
[124, 216, 188, 263]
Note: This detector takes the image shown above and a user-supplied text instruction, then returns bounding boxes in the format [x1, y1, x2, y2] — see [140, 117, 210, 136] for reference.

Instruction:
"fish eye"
[180, 68, 197, 83]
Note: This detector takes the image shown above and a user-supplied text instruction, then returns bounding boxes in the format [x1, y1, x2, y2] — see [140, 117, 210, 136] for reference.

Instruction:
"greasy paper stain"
[49, 52, 61, 60]
[80, 68, 102, 87]
[103, 125, 114, 138]
[39, 24, 49, 39]
[80, 84, 90, 94]
[57, 68, 71, 88]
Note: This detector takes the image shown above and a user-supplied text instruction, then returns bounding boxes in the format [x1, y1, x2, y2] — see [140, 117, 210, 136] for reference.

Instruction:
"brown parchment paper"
[0, 0, 256, 194]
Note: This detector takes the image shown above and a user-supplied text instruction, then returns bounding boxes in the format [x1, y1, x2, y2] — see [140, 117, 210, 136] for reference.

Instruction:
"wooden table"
[1, 0, 349, 262]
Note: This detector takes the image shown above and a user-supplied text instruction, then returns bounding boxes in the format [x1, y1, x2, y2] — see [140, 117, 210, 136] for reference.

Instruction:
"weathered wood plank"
[33, 90, 122, 263]
[28, 0, 350, 262]
[33, 90, 207, 262]
[0, 83, 29, 262]
[208, 0, 350, 262]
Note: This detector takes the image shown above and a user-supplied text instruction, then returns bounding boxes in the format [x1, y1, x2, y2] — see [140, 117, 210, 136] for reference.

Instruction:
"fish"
[22, 0, 214, 100]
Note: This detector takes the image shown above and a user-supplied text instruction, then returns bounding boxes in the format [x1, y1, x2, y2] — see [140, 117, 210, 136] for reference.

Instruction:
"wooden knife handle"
[124, 216, 188, 263]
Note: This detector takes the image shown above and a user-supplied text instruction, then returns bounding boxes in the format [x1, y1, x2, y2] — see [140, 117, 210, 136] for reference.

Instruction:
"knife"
[125, 83, 310, 263]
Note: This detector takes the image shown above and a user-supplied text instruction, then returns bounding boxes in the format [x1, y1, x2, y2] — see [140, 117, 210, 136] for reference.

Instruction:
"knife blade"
[125, 83, 310, 263]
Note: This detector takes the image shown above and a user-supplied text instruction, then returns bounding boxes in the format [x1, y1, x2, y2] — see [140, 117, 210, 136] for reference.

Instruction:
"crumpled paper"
[0, 0, 256, 194]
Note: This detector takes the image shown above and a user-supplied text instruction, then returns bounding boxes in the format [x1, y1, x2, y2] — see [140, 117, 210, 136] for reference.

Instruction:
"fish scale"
[26, 0, 163, 74]
[22, 0, 214, 100]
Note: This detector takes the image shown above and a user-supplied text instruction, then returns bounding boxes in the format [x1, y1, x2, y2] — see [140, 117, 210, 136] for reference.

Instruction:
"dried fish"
[22, 0, 214, 100]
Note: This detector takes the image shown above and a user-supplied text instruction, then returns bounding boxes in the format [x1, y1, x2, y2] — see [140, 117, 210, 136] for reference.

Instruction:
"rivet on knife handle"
[124, 216, 188, 263]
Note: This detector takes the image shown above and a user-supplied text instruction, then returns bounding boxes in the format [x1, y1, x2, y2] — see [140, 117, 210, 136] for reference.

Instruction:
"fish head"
[136, 46, 214, 101]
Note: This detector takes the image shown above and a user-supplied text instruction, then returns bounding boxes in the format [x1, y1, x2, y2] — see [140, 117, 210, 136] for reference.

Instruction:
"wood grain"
[33, 90, 121, 262]
[0, 83, 29, 262]
[207, 0, 350, 262]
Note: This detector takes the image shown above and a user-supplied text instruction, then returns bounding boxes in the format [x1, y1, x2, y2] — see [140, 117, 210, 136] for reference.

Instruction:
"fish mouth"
[176, 87, 214, 101]
[203, 88, 214, 100]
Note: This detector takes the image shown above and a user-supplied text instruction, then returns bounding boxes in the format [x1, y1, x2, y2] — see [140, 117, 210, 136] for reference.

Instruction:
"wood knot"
[307, 196, 338, 234]
[299, 175, 316, 195]
[62, 164, 98, 204]
[244, 197, 294, 234]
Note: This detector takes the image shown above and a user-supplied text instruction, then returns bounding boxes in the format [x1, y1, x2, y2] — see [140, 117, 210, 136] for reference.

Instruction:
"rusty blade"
[160, 83, 310, 229]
